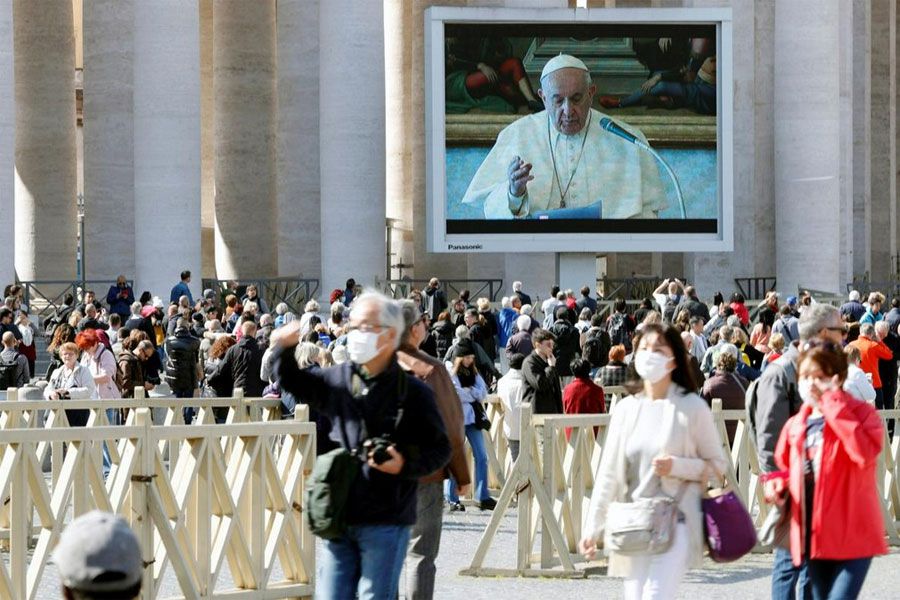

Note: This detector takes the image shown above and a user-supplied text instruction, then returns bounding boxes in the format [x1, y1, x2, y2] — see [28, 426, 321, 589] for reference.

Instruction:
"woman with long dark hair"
[579, 323, 726, 599]
[445, 340, 493, 511]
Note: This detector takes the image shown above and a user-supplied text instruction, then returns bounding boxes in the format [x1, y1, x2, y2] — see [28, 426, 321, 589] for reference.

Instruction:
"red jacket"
[562, 377, 605, 440]
[730, 301, 750, 326]
[775, 389, 887, 566]
[850, 335, 893, 388]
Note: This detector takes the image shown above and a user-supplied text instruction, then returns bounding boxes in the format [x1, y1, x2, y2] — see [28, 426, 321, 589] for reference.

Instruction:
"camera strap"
[348, 365, 409, 453]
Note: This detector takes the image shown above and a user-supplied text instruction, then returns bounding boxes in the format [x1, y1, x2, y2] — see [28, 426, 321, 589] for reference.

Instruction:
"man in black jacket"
[210, 321, 266, 398]
[521, 328, 563, 414]
[163, 319, 201, 423]
[274, 291, 450, 599]
[549, 306, 581, 382]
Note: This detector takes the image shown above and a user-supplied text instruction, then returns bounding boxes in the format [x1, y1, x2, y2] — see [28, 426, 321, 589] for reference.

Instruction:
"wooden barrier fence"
[464, 397, 900, 577]
[0, 388, 316, 599]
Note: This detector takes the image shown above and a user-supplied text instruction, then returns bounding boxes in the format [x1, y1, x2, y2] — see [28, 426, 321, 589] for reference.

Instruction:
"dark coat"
[505, 330, 534, 362]
[211, 336, 266, 397]
[163, 329, 201, 391]
[549, 319, 581, 377]
[521, 351, 563, 414]
[277, 350, 451, 526]
[431, 320, 455, 360]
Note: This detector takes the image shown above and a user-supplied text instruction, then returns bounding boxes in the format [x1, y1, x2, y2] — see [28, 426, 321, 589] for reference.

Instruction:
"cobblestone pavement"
[28, 504, 900, 598]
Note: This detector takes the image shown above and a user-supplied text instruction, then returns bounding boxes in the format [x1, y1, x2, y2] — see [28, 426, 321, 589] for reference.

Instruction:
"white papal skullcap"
[540, 54, 589, 80]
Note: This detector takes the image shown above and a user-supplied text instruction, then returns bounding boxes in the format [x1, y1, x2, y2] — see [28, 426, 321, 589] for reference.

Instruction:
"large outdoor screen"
[425, 7, 733, 253]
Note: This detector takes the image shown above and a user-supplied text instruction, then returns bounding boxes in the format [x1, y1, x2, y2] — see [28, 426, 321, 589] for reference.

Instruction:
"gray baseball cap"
[52, 511, 143, 594]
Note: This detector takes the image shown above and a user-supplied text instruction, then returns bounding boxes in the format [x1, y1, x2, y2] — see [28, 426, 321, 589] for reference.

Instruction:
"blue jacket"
[170, 281, 193, 305]
[106, 284, 134, 317]
[497, 308, 518, 347]
[277, 349, 450, 526]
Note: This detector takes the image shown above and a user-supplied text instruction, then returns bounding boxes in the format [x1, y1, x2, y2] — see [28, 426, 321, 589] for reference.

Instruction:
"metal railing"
[596, 277, 663, 300]
[17, 279, 132, 323]
[734, 277, 776, 299]
[202, 277, 319, 315]
[376, 278, 505, 302]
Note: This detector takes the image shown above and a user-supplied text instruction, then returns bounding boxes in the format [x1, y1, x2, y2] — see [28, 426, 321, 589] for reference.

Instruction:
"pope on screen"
[461, 54, 668, 220]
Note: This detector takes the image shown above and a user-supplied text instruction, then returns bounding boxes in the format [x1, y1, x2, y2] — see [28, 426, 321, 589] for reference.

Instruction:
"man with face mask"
[273, 291, 451, 599]
[461, 54, 667, 219]
[752, 303, 845, 600]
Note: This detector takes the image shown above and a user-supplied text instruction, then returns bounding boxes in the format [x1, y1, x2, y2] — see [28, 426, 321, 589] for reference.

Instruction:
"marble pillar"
[0, 0, 13, 286]
[384, 0, 414, 281]
[133, 0, 201, 300]
[277, 0, 321, 279]
[685, 0, 774, 299]
[774, 0, 842, 293]
[869, 0, 896, 282]
[13, 0, 77, 280]
[852, 0, 871, 280]
[82, 0, 135, 281]
[213, 0, 278, 279]
[200, 0, 215, 278]
[319, 0, 386, 291]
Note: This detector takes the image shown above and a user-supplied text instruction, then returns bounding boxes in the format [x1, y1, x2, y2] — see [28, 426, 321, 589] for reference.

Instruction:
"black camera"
[363, 436, 393, 465]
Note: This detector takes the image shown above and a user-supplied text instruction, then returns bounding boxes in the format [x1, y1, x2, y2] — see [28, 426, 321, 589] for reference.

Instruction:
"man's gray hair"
[259, 313, 273, 327]
[516, 314, 531, 332]
[848, 290, 860, 302]
[351, 291, 405, 351]
[130, 301, 142, 315]
[241, 320, 257, 336]
[398, 299, 421, 345]
[501, 296, 511, 309]
[455, 325, 469, 339]
[85, 304, 97, 316]
[718, 325, 734, 343]
[875, 321, 890, 337]
[798, 303, 840, 341]
[860, 322, 876, 338]
[513, 281, 523, 292]
[275, 302, 288, 315]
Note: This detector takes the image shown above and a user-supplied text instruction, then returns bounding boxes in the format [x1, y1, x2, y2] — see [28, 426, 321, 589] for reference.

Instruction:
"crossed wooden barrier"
[463, 394, 900, 577]
[0, 387, 316, 599]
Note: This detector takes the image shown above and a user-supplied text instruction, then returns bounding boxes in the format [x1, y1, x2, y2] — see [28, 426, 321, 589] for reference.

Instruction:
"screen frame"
[425, 6, 734, 254]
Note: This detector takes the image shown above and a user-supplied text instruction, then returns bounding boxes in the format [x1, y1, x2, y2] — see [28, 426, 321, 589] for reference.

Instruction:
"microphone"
[599, 117, 643, 147]
[598, 116, 687, 218]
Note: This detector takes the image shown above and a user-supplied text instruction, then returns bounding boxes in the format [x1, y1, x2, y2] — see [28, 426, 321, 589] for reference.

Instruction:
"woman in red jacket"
[764, 342, 886, 600]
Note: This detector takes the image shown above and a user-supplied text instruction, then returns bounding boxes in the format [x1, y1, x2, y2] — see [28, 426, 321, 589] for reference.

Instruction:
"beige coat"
[583, 383, 726, 576]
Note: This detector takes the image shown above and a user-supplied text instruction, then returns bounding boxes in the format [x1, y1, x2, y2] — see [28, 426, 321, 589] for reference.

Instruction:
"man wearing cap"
[396, 300, 470, 599]
[53, 510, 143, 599]
[461, 54, 667, 219]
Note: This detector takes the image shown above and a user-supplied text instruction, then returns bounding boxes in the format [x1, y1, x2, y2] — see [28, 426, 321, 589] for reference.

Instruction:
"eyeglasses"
[346, 323, 388, 333]
[801, 339, 843, 353]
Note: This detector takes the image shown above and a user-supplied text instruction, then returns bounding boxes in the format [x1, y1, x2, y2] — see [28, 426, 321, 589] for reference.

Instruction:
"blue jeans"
[445, 424, 490, 502]
[318, 523, 411, 600]
[772, 546, 811, 600]
[808, 557, 871, 600]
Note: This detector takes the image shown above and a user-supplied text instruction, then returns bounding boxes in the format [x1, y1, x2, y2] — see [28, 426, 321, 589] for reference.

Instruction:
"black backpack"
[583, 328, 611, 369]
[0, 352, 21, 391]
[663, 297, 681, 324]
[607, 312, 632, 350]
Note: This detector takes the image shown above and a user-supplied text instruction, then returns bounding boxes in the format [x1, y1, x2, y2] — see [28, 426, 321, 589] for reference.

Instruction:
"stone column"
[213, 0, 277, 279]
[852, 0, 871, 280]
[200, 0, 215, 279]
[774, 0, 842, 293]
[869, 0, 896, 282]
[13, 0, 77, 281]
[133, 1, 201, 300]
[277, 0, 321, 279]
[319, 0, 386, 291]
[0, 0, 13, 286]
[685, 0, 775, 298]
[384, 0, 414, 280]
[82, 0, 135, 281]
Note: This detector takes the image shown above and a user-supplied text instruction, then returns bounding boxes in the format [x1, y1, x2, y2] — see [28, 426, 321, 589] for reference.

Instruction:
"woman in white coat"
[44, 341, 96, 427]
[578, 323, 727, 600]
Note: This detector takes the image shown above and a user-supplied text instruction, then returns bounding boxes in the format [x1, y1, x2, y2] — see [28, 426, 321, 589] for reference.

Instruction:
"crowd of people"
[3, 274, 898, 599]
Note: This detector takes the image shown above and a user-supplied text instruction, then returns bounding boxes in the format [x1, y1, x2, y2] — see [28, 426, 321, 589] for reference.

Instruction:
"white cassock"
[461, 108, 668, 219]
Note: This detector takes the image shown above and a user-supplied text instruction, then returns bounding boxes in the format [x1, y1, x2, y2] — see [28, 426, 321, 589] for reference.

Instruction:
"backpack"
[0, 352, 21, 391]
[583, 328, 611, 369]
[607, 312, 632, 350]
[663, 297, 681, 324]
[96, 346, 125, 396]
[306, 370, 408, 540]
[745, 358, 797, 445]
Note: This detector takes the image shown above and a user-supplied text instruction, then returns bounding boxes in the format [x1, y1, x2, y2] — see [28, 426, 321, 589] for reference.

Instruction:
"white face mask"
[634, 350, 674, 384]
[346, 329, 383, 365]
[798, 376, 835, 406]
